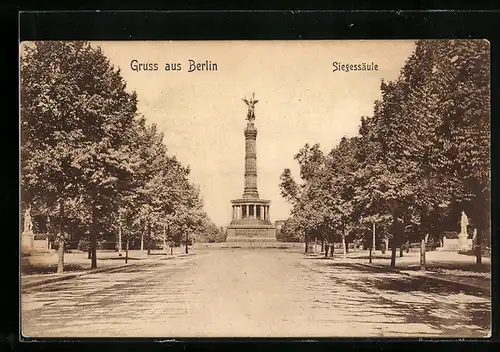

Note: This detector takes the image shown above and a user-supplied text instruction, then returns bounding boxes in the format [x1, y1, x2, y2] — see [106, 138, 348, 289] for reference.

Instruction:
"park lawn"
[325, 248, 491, 286]
[21, 248, 188, 276]
[359, 249, 491, 289]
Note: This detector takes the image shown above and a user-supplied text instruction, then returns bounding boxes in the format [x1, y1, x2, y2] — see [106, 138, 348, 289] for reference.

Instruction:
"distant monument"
[21, 205, 35, 254]
[458, 211, 470, 252]
[226, 93, 277, 246]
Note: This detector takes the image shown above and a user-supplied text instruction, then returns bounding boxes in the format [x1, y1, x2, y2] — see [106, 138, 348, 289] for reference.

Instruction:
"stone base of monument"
[458, 232, 472, 252]
[226, 225, 277, 248]
[21, 233, 53, 256]
[21, 232, 35, 255]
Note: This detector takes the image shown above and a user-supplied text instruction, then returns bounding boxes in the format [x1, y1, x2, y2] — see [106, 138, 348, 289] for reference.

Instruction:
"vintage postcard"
[20, 40, 491, 338]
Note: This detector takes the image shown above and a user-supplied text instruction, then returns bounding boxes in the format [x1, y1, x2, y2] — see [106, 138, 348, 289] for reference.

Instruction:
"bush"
[78, 237, 90, 252]
[459, 247, 490, 257]
[277, 231, 302, 243]
[441, 231, 459, 239]
[100, 241, 116, 250]
[426, 236, 441, 250]
[34, 233, 48, 240]
[181, 238, 193, 246]
[482, 247, 491, 256]
[77, 237, 112, 251]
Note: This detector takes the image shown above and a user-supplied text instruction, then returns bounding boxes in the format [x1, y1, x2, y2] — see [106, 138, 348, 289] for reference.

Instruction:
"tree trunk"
[369, 224, 373, 264]
[140, 233, 144, 252]
[475, 228, 482, 265]
[57, 199, 65, 274]
[147, 220, 151, 255]
[91, 203, 98, 269]
[324, 244, 329, 257]
[304, 234, 308, 253]
[372, 222, 376, 254]
[117, 212, 122, 256]
[390, 243, 397, 268]
[57, 239, 64, 274]
[420, 237, 426, 271]
[390, 218, 397, 267]
[88, 246, 91, 260]
[381, 237, 387, 254]
[330, 242, 334, 257]
[341, 236, 346, 259]
[185, 232, 189, 254]
[399, 223, 404, 258]
[125, 238, 129, 264]
[342, 222, 347, 259]
[163, 224, 167, 253]
[321, 238, 325, 253]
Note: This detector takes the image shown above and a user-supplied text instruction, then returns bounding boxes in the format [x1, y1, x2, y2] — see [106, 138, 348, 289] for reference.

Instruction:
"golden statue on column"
[242, 92, 259, 122]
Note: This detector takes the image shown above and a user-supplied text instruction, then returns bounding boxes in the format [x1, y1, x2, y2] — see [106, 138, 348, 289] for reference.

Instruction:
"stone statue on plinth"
[460, 211, 468, 232]
[242, 92, 259, 122]
[458, 211, 470, 252]
[24, 206, 33, 233]
[21, 205, 35, 254]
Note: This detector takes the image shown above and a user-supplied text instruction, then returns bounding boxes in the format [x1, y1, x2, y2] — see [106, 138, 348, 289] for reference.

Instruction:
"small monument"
[458, 211, 470, 252]
[21, 206, 35, 254]
[226, 93, 277, 246]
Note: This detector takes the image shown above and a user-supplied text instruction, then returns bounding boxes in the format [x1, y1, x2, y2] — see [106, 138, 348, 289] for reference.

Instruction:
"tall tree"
[21, 41, 138, 270]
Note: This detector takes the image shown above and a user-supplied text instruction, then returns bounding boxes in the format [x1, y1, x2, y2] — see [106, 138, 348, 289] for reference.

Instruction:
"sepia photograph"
[20, 40, 491, 338]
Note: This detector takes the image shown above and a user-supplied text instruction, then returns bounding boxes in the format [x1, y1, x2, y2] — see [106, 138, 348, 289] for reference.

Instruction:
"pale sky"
[93, 40, 416, 227]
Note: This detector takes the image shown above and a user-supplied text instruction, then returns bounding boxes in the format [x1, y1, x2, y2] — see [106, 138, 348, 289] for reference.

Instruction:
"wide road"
[21, 248, 490, 338]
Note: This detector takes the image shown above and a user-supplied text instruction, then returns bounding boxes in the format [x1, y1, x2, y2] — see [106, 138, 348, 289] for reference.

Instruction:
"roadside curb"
[159, 253, 195, 259]
[354, 263, 490, 294]
[355, 263, 412, 276]
[22, 263, 134, 289]
[22, 252, 195, 290]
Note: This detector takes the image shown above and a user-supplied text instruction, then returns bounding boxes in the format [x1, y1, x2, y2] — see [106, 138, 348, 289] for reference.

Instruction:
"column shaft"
[243, 124, 259, 198]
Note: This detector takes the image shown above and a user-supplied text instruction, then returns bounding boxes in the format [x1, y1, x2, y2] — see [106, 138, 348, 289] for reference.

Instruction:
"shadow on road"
[22, 264, 87, 275]
[402, 262, 491, 274]
[366, 271, 487, 296]
[318, 262, 491, 337]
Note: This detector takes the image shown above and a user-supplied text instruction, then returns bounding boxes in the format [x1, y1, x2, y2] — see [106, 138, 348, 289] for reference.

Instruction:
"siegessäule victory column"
[226, 93, 277, 247]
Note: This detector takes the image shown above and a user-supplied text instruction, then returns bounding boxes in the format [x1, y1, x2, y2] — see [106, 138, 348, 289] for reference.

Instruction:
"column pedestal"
[227, 199, 276, 247]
